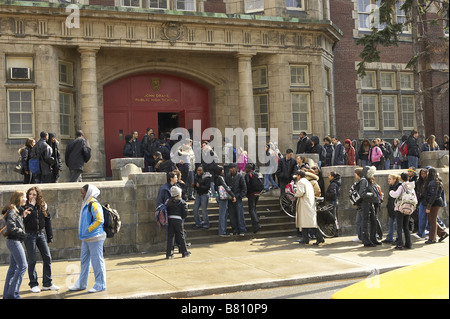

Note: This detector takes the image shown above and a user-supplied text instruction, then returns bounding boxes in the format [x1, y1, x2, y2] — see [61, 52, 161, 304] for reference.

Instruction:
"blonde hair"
[388, 174, 401, 183]
[426, 135, 437, 150]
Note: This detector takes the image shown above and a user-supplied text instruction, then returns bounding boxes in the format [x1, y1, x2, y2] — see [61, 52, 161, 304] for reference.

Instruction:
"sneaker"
[239, 233, 245, 237]
[88, 287, 104, 293]
[68, 284, 84, 291]
[42, 284, 60, 291]
[219, 233, 230, 237]
[30, 286, 41, 293]
[182, 251, 191, 258]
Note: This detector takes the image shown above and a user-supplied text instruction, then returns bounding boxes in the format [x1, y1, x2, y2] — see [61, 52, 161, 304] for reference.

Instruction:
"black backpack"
[247, 172, 264, 193]
[89, 202, 121, 238]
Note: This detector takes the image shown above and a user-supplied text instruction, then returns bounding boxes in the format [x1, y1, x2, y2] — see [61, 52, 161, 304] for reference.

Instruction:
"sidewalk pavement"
[1, 234, 448, 299]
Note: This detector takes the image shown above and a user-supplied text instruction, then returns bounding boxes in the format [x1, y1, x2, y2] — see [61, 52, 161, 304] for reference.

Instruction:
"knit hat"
[170, 186, 182, 198]
[345, 139, 352, 144]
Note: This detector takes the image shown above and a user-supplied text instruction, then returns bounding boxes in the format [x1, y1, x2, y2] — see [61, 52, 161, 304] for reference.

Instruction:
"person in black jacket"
[30, 131, 54, 184]
[192, 166, 211, 229]
[226, 163, 247, 236]
[325, 171, 341, 234]
[356, 166, 381, 247]
[65, 130, 91, 182]
[166, 186, 190, 259]
[2, 191, 31, 299]
[23, 186, 59, 293]
[383, 174, 401, 244]
[296, 132, 312, 154]
[19, 138, 35, 184]
[423, 168, 448, 244]
[47, 133, 63, 183]
[406, 129, 420, 168]
[213, 165, 236, 237]
[245, 163, 263, 233]
[276, 149, 296, 195]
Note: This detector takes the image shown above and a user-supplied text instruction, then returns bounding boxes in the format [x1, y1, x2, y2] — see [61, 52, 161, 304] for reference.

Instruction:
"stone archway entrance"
[103, 73, 210, 176]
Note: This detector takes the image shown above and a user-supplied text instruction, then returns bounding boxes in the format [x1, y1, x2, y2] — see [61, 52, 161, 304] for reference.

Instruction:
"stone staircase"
[184, 192, 297, 245]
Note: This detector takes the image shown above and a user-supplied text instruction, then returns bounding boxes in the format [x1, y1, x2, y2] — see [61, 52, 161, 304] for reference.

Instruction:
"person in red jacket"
[344, 139, 356, 166]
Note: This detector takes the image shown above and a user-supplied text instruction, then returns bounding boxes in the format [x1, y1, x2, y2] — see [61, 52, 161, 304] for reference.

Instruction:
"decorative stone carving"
[161, 22, 184, 46]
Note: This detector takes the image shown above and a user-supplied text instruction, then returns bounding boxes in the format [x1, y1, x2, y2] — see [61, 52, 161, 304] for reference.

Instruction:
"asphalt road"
[187, 278, 364, 299]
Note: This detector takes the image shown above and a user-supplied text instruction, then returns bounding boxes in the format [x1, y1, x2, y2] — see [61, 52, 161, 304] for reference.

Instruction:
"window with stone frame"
[381, 95, 398, 130]
[59, 92, 74, 138]
[252, 66, 268, 88]
[176, 0, 195, 11]
[122, 0, 141, 7]
[7, 89, 34, 138]
[149, 0, 169, 8]
[245, 0, 264, 13]
[401, 95, 415, 129]
[59, 61, 73, 87]
[362, 94, 378, 130]
[254, 94, 269, 132]
[286, 0, 305, 11]
[290, 65, 309, 87]
[291, 92, 311, 134]
[360, 69, 416, 131]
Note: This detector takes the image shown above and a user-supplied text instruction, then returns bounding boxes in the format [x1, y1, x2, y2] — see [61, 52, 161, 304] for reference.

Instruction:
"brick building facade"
[331, 0, 449, 143]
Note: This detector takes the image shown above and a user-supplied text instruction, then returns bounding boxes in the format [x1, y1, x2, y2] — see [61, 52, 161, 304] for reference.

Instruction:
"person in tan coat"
[295, 170, 324, 245]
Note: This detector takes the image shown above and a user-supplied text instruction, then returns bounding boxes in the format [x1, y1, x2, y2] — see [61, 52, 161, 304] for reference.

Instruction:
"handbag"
[218, 185, 229, 200]
[14, 157, 23, 175]
[349, 181, 361, 205]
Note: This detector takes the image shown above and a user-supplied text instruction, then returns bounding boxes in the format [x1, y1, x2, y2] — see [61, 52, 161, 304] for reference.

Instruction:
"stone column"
[78, 46, 102, 179]
[237, 53, 255, 129]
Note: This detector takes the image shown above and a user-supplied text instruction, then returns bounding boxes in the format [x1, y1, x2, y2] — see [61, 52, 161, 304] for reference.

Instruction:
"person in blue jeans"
[69, 184, 106, 293]
[383, 174, 400, 243]
[2, 191, 31, 299]
[23, 186, 59, 293]
[192, 166, 212, 229]
[212, 165, 236, 237]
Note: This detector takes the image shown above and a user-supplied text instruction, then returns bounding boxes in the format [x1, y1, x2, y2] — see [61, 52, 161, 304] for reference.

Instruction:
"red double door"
[103, 73, 210, 176]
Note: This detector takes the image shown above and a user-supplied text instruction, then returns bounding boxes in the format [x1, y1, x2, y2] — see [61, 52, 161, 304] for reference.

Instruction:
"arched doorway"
[103, 73, 210, 176]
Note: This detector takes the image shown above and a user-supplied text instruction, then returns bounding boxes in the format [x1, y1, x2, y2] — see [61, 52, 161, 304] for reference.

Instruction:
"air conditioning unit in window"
[10, 67, 31, 80]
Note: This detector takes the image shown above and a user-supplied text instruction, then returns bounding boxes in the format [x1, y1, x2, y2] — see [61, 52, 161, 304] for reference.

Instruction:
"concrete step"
[183, 195, 298, 245]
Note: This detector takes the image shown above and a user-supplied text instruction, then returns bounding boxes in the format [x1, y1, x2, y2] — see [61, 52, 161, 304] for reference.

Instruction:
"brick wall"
[330, 0, 448, 143]
[204, 0, 226, 13]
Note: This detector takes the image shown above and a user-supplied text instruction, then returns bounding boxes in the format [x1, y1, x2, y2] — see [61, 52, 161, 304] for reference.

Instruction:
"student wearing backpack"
[69, 184, 106, 293]
[245, 163, 263, 233]
[389, 173, 416, 250]
[356, 166, 381, 247]
[166, 186, 190, 259]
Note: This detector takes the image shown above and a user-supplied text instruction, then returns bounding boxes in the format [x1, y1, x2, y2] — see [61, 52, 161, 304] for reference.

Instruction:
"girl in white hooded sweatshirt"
[389, 173, 416, 250]
[69, 184, 106, 293]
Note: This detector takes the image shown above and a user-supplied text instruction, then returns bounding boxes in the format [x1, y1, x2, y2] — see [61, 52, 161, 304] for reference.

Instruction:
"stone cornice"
[0, 1, 342, 55]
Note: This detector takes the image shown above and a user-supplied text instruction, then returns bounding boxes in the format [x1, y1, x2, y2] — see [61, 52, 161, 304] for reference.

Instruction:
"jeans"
[264, 174, 278, 191]
[24, 232, 53, 288]
[417, 203, 428, 238]
[247, 194, 261, 231]
[187, 171, 194, 198]
[218, 200, 229, 235]
[385, 216, 397, 241]
[73, 239, 106, 291]
[3, 239, 27, 299]
[383, 159, 391, 170]
[407, 155, 419, 169]
[193, 193, 210, 228]
[396, 211, 411, 247]
[228, 198, 246, 234]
